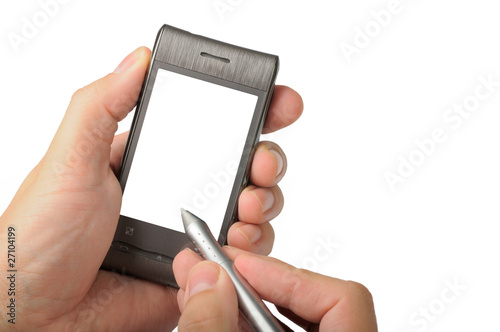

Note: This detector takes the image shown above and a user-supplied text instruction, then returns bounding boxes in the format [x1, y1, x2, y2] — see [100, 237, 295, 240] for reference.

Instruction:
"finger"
[177, 287, 186, 315]
[249, 141, 287, 188]
[227, 221, 275, 255]
[178, 261, 239, 331]
[44, 47, 150, 184]
[232, 252, 378, 331]
[238, 185, 284, 224]
[263, 85, 303, 134]
[110, 131, 129, 174]
[173, 248, 204, 290]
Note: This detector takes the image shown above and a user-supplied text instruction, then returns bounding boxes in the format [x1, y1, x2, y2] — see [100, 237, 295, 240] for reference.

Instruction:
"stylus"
[181, 208, 286, 332]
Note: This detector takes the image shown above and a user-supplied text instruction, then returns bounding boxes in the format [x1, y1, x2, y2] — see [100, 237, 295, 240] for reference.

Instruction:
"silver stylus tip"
[180, 208, 196, 230]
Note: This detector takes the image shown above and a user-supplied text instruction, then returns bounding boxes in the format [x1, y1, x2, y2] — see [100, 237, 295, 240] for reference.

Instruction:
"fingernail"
[269, 149, 284, 176]
[250, 188, 275, 213]
[114, 47, 143, 74]
[237, 224, 262, 245]
[186, 262, 220, 302]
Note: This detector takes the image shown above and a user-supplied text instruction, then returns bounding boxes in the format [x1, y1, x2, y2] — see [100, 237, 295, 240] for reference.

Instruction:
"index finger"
[230, 250, 377, 331]
[263, 85, 303, 134]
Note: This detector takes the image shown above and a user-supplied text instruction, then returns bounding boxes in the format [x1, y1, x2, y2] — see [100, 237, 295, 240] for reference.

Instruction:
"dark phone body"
[101, 25, 279, 287]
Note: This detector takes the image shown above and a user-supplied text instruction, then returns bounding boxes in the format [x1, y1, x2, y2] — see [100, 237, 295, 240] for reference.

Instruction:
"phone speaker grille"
[200, 52, 230, 63]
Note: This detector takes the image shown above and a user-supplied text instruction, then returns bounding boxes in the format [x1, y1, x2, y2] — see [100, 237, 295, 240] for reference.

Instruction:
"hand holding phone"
[102, 25, 281, 287]
[0, 30, 302, 331]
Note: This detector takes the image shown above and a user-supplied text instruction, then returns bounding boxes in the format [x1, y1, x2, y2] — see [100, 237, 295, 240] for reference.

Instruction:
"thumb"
[44, 46, 150, 183]
[179, 261, 239, 332]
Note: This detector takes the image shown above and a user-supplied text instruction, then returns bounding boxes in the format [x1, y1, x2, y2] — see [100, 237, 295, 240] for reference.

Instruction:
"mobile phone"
[101, 24, 279, 287]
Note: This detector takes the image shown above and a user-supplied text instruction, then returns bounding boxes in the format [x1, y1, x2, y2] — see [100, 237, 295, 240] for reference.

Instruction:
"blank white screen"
[120, 68, 258, 234]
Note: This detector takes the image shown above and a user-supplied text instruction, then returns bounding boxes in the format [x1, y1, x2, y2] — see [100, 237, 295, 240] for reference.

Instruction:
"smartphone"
[101, 25, 279, 287]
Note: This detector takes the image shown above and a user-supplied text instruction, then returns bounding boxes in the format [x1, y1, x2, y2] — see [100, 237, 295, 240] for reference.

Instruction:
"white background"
[1, 0, 499, 331]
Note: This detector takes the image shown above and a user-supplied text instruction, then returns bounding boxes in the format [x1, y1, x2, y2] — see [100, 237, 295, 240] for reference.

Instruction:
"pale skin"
[174, 248, 378, 332]
[0, 46, 377, 331]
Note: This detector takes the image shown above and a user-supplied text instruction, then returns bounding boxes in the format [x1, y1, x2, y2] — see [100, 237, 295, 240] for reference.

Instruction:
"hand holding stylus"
[173, 247, 378, 332]
[181, 209, 285, 332]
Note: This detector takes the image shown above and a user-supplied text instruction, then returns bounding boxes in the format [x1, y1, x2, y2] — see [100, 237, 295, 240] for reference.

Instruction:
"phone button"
[111, 241, 171, 263]
[125, 227, 134, 236]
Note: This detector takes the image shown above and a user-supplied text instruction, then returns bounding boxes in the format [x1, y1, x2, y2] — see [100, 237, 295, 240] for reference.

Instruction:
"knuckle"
[71, 85, 94, 103]
[70, 87, 85, 103]
[346, 280, 374, 304]
[273, 266, 309, 307]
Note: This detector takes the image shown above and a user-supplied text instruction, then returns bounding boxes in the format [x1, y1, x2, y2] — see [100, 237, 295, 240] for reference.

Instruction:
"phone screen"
[120, 68, 258, 235]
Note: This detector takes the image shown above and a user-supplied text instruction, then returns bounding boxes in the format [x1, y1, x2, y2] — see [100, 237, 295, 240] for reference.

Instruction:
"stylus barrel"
[181, 209, 285, 332]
